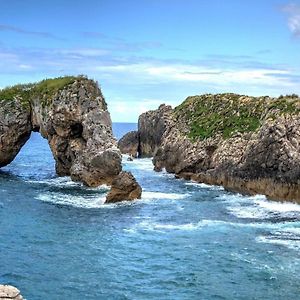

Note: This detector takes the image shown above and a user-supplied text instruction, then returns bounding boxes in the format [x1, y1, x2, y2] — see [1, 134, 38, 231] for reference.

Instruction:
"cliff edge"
[121, 93, 300, 203]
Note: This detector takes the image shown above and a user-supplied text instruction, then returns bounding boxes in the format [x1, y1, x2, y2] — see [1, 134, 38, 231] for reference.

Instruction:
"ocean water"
[0, 125, 300, 300]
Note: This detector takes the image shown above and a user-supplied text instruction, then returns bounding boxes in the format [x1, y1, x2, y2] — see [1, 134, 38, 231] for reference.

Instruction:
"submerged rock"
[0, 285, 23, 300]
[105, 171, 142, 203]
[0, 76, 141, 201]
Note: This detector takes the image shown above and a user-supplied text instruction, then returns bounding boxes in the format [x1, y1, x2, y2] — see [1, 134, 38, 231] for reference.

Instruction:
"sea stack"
[0, 76, 141, 202]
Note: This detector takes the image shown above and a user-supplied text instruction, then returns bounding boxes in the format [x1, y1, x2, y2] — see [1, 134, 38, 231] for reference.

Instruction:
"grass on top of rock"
[0, 76, 81, 108]
[174, 93, 300, 141]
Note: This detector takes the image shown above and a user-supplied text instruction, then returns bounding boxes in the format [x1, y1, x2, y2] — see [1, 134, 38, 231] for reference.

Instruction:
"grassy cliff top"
[174, 93, 300, 141]
[0, 75, 86, 108]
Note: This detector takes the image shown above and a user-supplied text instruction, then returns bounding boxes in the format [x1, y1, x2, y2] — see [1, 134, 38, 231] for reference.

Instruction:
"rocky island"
[120, 94, 300, 203]
[0, 76, 141, 203]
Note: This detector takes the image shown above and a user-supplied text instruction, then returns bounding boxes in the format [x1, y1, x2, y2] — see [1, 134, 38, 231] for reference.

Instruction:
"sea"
[0, 123, 300, 300]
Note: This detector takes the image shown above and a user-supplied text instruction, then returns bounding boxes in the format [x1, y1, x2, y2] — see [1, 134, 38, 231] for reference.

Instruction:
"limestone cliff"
[126, 93, 300, 203]
[0, 76, 141, 202]
[118, 104, 172, 158]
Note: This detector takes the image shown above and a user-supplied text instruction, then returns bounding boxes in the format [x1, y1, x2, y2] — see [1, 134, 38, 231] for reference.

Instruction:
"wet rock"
[0, 285, 23, 300]
[105, 171, 142, 203]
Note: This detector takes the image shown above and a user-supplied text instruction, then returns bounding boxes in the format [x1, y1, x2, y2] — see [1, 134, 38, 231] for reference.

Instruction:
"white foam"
[122, 156, 154, 171]
[27, 176, 110, 191]
[254, 199, 300, 213]
[36, 192, 106, 209]
[185, 181, 224, 191]
[256, 235, 300, 251]
[142, 191, 190, 201]
[223, 193, 300, 220]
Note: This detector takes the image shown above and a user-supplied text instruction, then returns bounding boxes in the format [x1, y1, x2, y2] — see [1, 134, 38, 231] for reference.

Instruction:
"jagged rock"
[0, 285, 23, 300]
[0, 76, 141, 200]
[0, 99, 31, 167]
[138, 104, 172, 157]
[105, 171, 142, 203]
[118, 131, 139, 157]
[140, 93, 300, 202]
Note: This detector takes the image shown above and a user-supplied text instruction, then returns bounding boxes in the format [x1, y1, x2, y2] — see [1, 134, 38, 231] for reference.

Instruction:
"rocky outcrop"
[0, 285, 23, 300]
[0, 76, 141, 202]
[118, 131, 139, 158]
[118, 104, 172, 158]
[144, 94, 300, 202]
[0, 100, 31, 167]
[138, 104, 172, 157]
[106, 171, 142, 203]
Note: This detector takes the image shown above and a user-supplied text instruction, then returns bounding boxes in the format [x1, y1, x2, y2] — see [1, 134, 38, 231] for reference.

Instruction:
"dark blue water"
[1, 124, 300, 300]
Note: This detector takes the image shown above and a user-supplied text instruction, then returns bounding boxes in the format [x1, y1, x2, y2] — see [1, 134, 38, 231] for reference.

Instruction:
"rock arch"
[0, 76, 141, 201]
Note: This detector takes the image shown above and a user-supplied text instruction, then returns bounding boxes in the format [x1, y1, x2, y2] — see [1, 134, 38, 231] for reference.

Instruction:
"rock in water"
[0, 285, 23, 300]
[118, 131, 139, 158]
[135, 94, 300, 202]
[0, 76, 141, 200]
[105, 171, 142, 203]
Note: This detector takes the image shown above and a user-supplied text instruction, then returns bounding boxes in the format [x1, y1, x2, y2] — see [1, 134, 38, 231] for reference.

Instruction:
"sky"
[0, 0, 300, 122]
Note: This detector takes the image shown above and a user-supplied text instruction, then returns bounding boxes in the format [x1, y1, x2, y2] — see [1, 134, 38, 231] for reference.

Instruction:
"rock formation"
[0, 76, 141, 202]
[127, 93, 300, 203]
[0, 285, 23, 300]
[138, 104, 172, 157]
[106, 171, 142, 203]
[118, 131, 139, 158]
[118, 104, 172, 158]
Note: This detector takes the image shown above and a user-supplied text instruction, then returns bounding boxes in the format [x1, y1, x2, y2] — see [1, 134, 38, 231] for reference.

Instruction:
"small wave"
[36, 192, 106, 209]
[185, 181, 224, 190]
[256, 235, 300, 251]
[142, 191, 190, 201]
[223, 193, 300, 220]
[27, 176, 110, 191]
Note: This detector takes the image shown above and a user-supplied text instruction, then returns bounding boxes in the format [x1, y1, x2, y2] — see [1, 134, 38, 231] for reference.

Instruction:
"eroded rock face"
[29, 78, 121, 187]
[0, 76, 141, 202]
[0, 100, 31, 167]
[118, 131, 139, 158]
[105, 171, 142, 203]
[140, 94, 300, 202]
[138, 104, 172, 157]
[0, 285, 23, 300]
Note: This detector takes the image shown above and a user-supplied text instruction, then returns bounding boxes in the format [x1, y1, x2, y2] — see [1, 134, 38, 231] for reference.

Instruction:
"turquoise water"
[0, 126, 300, 299]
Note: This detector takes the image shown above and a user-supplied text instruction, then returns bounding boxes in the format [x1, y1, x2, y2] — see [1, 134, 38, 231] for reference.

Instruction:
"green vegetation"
[0, 76, 81, 108]
[174, 93, 300, 141]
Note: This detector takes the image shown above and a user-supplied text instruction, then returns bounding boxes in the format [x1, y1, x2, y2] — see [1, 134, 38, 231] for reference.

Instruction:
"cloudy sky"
[0, 0, 300, 121]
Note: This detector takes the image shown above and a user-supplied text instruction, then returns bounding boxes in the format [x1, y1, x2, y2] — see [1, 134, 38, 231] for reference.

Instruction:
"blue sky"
[0, 0, 300, 121]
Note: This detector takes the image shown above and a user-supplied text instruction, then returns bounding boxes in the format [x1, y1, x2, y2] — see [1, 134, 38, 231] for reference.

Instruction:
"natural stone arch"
[0, 76, 141, 202]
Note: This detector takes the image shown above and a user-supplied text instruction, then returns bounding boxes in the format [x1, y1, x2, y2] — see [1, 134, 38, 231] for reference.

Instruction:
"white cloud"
[283, 3, 300, 37]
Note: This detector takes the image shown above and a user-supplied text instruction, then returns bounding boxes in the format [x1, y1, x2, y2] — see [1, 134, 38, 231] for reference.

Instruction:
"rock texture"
[0, 100, 31, 167]
[0, 76, 141, 202]
[0, 285, 23, 300]
[106, 171, 142, 203]
[138, 104, 172, 157]
[118, 104, 172, 158]
[118, 131, 139, 158]
[140, 94, 300, 203]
